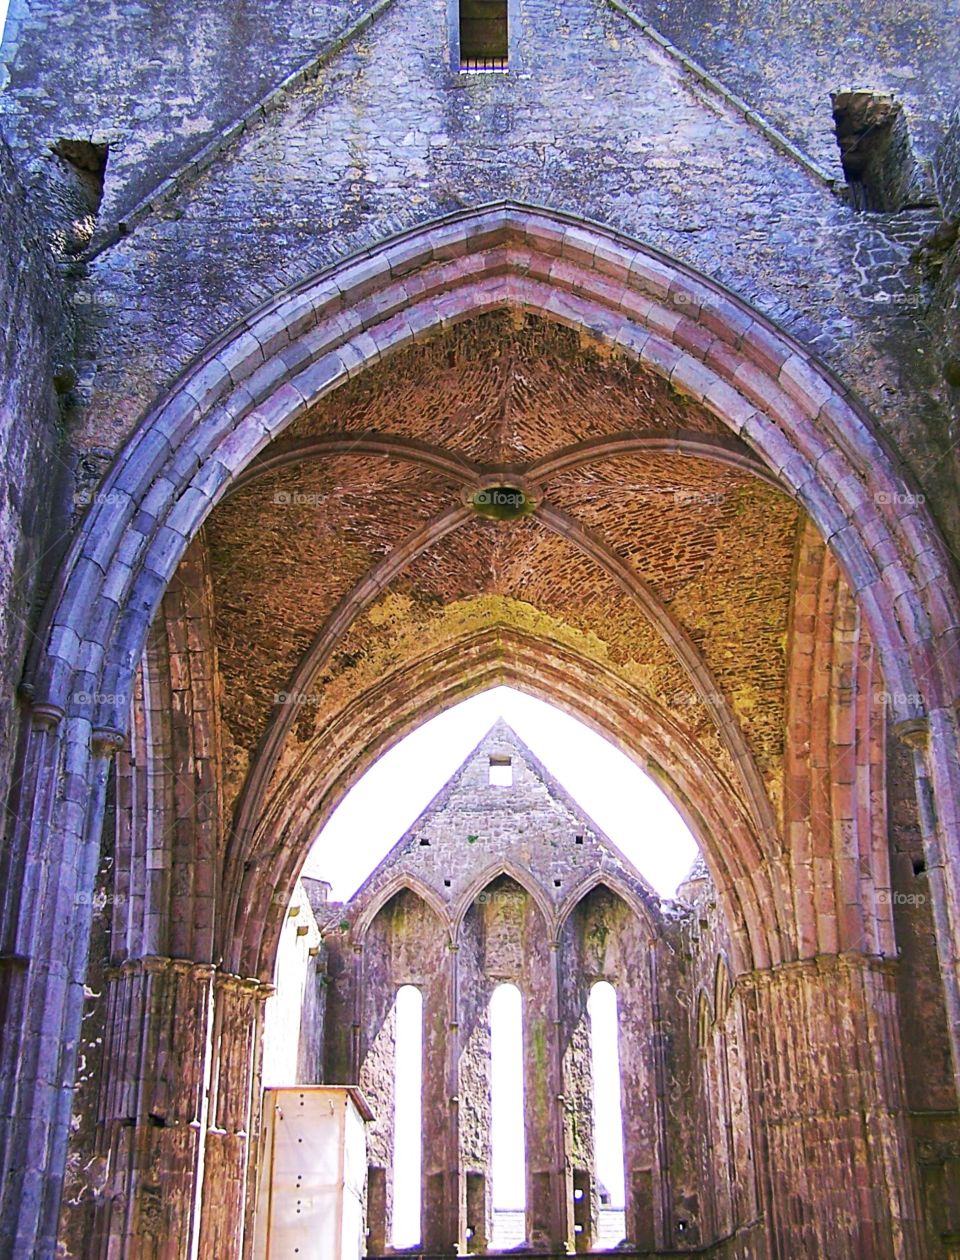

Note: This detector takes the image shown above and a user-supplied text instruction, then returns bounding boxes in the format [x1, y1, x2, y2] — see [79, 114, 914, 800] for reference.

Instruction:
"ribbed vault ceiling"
[200, 312, 802, 833]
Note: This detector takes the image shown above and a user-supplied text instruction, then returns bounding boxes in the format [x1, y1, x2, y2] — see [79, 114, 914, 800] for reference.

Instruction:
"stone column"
[456, 919, 492, 1255]
[620, 946, 664, 1251]
[524, 957, 567, 1252]
[87, 957, 215, 1259]
[895, 717, 960, 1089]
[549, 940, 574, 1254]
[741, 954, 926, 1260]
[0, 714, 118, 1260]
[197, 974, 272, 1260]
[438, 940, 463, 1253]
[422, 946, 455, 1254]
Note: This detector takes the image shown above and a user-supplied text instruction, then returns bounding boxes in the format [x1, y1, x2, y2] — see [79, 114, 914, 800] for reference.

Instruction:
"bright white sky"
[0, 2, 8, 47]
[303, 685, 699, 900]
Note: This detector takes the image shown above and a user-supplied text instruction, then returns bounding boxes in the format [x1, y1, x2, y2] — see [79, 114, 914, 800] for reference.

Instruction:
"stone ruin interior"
[0, 0, 959, 1255]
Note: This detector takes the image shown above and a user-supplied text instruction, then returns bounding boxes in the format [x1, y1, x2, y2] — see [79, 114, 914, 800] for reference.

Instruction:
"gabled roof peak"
[337, 709, 661, 913]
[474, 715, 526, 746]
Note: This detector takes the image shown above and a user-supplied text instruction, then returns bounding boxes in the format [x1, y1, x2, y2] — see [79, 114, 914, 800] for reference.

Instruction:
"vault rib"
[227, 489, 782, 919]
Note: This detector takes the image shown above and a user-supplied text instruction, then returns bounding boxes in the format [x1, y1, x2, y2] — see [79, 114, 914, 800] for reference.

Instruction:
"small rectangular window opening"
[831, 91, 935, 213]
[459, 0, 508, 72]
[489, 755, 513, 787]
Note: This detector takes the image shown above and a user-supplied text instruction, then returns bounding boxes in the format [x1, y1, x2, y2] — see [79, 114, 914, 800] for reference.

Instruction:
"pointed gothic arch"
[15, 206, 956, 976]
[556, 872, 659, 946]
[238, 628, 771, 980]
[25, 204, 957, 736]
[353, 874, 453, 942]
[2, 202, 957, 1260]
[454, 862, 555, 936]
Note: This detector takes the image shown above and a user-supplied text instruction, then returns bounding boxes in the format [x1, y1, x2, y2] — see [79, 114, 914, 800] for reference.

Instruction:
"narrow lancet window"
[392, 985, 423, 1248]
[588, 981, 626, 1249]
[490, 982, 526, 1246]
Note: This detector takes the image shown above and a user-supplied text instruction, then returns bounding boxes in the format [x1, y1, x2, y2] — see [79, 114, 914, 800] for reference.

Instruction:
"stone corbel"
[891, 716, 930, 751]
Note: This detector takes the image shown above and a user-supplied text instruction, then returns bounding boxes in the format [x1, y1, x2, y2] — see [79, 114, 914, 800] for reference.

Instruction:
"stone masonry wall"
[1, 0, 957, 547]
[887, 735, 960, 1255]
[643, 0, 959, 172]
[0, 129, 68, 826]
[0, 2, 957, 1253]
[3, 0, 956, 213]
[308, 727, 949, 1256]
[938, 104, 960, 222]
[928, 105, 960, 497]
[660, 863, 754, 1252]
[558, 884, 660, 1249]
[0, 0, 384, 220]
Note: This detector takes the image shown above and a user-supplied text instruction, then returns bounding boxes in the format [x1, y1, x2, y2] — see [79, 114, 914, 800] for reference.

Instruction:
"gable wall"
[334, 724, 660, 932]
[0, 0, 955, 545]
[313, 726, 751, 1249]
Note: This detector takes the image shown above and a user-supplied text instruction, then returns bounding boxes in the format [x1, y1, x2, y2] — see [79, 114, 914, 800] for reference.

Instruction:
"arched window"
[490, 982, 526, 1248]
[392, 985, 423, 1248]
[588, 981, 626, 1249]
[714, 955, 732, 1022]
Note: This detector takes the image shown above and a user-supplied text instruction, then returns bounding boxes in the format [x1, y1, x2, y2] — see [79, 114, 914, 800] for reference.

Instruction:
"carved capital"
[740, 950, 899, 989]
[30, 700, 65, 730]
[92, 726, 126, 754]
[105, 956, 217, 981]
[214, 971, 274, 1001]
[892, 717, 930, 751]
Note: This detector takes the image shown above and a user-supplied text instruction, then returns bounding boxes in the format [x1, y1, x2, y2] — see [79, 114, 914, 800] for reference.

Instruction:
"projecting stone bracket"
[892, 716, 930, 750]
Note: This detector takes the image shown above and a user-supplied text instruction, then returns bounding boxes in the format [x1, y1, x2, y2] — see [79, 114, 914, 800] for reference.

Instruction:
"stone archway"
[236, 630, 773, 982]
[2, 203, 956, 1259]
